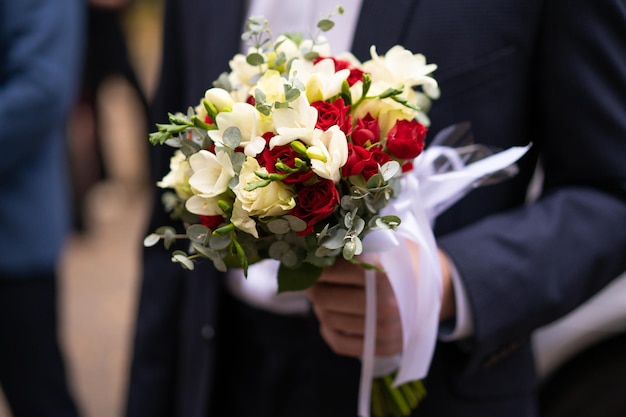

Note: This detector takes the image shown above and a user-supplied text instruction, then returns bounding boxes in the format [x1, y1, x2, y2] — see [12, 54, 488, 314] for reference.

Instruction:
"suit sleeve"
[0, 0, 84, 175]
[437, 0, 626, 372]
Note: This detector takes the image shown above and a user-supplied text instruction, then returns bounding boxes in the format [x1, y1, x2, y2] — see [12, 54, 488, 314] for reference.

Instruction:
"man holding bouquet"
[125, 0, 626, 416]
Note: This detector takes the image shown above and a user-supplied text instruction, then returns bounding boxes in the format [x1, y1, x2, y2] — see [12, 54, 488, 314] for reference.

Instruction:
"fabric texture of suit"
[125, 0, 626, 416]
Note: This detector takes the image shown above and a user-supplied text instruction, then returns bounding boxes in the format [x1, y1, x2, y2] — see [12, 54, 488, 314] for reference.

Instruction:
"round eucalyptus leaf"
[281, 250, 300, 268]
[380, 160, 401, 181]
[172, 253, 195, 270]
[222, 126, 242, 148]
[246, 52, 265, 66]
[352, 217, 366, 235]
[187, 224, 210, 244]
[143, 233, 161, 247]
[209, 234, 232, 250]
[267, 219, 290, 234]
[284, 215, 307, 233]
[269, 241, 291, 260]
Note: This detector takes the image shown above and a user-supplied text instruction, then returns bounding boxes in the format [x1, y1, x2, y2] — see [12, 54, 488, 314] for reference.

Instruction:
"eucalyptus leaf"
[304, 51, 319, 61]
[319, 228, 347, 250]
[317, 19, 335, 32]
[172, 253, 194, 270]
[191, 243, 219, 259]
[246, 52, 265, 66]
[163, 227, 176, 250]
[352, 217, 366, 235]
[222, 126, 242, 148]
[269, 241, 291, 260]
[280, 250, 300, 268]
[380, 160, 401, 181]
[143, 233, 161, 247]
[186, 224, 210, 244]
[209, 234, 232, 250]
[284, 215, 307, 233]
[267, 219, 290, 234]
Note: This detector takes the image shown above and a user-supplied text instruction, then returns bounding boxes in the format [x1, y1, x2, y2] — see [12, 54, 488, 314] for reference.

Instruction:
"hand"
[307, 241, 456, 358]
[307, 258, 403, 358]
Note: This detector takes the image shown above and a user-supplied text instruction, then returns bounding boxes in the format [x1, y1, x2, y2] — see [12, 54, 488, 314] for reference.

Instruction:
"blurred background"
[0, 0, 162, 416]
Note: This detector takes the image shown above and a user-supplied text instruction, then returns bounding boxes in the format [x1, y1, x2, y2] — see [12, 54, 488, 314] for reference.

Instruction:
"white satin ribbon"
[357, 144, 531, 417]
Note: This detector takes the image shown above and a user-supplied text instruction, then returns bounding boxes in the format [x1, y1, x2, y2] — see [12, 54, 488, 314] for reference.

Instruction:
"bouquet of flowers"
[145, 8, 439, 291]
[145, 7, 529, 417]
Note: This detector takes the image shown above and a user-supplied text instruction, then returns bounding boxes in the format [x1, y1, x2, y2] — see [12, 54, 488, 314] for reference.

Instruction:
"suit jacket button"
[201, 325, 215, 340]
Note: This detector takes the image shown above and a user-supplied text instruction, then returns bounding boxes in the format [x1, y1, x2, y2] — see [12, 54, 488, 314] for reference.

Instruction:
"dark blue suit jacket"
[125, 0, 626, 416]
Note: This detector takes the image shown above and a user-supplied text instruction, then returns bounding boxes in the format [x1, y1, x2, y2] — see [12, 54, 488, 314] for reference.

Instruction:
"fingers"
[308, 269, 404, 358]
[317, 316, 403, 357]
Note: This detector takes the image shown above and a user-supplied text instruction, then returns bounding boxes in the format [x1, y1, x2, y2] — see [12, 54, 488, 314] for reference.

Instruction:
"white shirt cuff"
[438, 256, 474, 341]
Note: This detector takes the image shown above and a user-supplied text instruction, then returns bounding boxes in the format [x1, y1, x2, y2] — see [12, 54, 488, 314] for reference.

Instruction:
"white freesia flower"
[363, 45, 439, 94]
[157, 150, 194, 199]
[290, 58, 350, 103]
[254, 69, 287, 103]
[270, 94, 318, 147]
[188, 149, 235, 198]
[232, 157, 296, 237]
[209, 102, 270, 157]
[185, 194, 224, 216]
[194, 87, 235, 121]
[306, 126, 348, 183]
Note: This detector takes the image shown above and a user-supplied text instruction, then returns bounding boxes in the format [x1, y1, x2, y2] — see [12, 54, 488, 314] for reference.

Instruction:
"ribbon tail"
[358, 257, 378, 417]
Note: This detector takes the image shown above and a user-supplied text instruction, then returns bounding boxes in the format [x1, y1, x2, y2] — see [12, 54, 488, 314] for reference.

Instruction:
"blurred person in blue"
[125, 0, 626, 417]
[0, 1, 85, 416]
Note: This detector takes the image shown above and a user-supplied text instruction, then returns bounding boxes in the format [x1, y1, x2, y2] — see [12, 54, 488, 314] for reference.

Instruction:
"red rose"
[311, 98, 352, 135]
[386, 119, 427, 160]
[314, 56, 365, 86]
[290, 179, 340, 235]
[261, 144, 314, 184]
[342, 144, 371, 177]
[200, 215, 224, 230]
[352, 113, 380, 146]
[362, 147, 392, 180]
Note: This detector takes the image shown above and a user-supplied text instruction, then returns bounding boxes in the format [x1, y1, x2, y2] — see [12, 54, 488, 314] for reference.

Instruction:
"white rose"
[188, 149, 235, 197]
[306, 126, 348, 183]
[232, 157, 296, 237]
[157, 150, 194, 199]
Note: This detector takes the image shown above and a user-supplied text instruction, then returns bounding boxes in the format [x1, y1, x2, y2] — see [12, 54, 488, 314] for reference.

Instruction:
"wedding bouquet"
[145, 8, 529, 417]
[145, 9, 439, 291]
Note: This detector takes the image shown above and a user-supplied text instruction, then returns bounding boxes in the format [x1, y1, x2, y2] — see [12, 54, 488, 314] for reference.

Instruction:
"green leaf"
[380, 161, 401, 181]
[186, 224, 210, 244]
[143, 233, 161, 247]
[246, 52, 265, 66]
[284, 215, 307, 233]
[209, 233, 232, 250]
[222, 126, 242, 148]
[304, 51, 319, 61]
[269, 241, 291, 260]
[172, 251, 194, 270]
[267, 218, 290, 234]
[277, 262, 323, 292]
[317, 19, 335, 32]
[284, 85, 300, 102]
